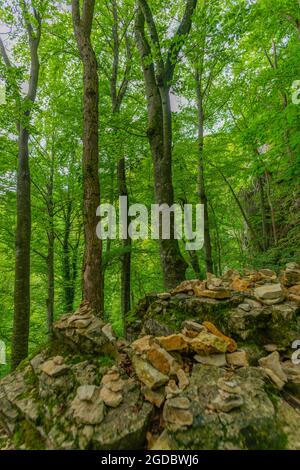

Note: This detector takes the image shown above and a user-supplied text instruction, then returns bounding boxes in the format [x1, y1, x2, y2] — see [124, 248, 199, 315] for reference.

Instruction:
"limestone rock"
[100, 386, 122, 408]
[176, 369, 189, 390]
[131, 335, 153, 354]
[196, 289, 231, 300]
[146, 346, 179, 375]
[194, 353, 227, 367]
[71, 386, 105, 425]
[211, 389, 244, 412]
[280, 264, 300, 287]
[189, 331, 229, 354]
[163, 397, 193, 431]
[259, 352, 287, 388]
[142, 386, 165, 408]
[254, 284, 284, 304]
[181, 320, 207, 334]
[202, 321, 237, 353]
[226, 351, 249, 368]
[132, 355, 169, 389]
[157, 334, 188, 352]
[40, 357, 69, 377]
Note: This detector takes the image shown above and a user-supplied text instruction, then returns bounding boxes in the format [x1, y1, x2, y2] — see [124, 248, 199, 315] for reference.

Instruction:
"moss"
[13, 420, 45, 450]
[239, 421, 288, 450]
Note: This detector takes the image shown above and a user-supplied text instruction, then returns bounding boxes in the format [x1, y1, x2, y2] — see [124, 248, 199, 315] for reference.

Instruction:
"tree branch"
[166, 0, 197, 82]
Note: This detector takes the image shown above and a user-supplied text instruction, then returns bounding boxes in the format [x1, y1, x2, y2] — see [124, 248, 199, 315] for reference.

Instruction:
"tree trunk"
[195, 71, 214, 274]
[11, 7, 41, 370]
[72, 0, 103, 315]
[258, 176, 269, 250]
[46, 149, 55, 335]
[151, 85, 188, 289]
[135, 1, 197, 290]
[11, 127, 31, 369]
[118, 158, 131, 323]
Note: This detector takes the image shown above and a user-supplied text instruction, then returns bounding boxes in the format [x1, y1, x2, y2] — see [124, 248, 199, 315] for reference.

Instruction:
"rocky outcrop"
[0, 264, 300, 450]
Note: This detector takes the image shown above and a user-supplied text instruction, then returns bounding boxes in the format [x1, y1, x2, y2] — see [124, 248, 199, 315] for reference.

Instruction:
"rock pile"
[0, 263, 300, 450]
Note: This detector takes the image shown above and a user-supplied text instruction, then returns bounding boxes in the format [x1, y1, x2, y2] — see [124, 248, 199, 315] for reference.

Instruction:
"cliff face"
[1, 264, 300, 450]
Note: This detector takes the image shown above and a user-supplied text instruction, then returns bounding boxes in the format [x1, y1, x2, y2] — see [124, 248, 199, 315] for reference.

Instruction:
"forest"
[0, 0, 300, 453]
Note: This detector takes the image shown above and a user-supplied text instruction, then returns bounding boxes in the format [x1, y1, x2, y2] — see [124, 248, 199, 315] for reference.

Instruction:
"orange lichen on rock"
[202, 321, 237, 353]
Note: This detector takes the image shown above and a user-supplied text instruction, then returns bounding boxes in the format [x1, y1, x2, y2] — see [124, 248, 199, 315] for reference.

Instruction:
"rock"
[150, 430, 173, 450]
[172, 280, 205, 295]
[181, 320, 207, 334]
[196, 289, 231, 300]
[222, 269, 240, 282]
[289, 285, 300, 296]
[102, 324, 116, 341]
[280, 265, 300, 287]
[244, 298, 262, 308]
[259, 352, 288, 388]
[238, 303, 251, 312]
[101, 372, 120, 385]
[189, 331, 229, 354]
[226, 351, 249, 367]
[72, 318, 93, 329]
[194, 353, 227, 367]
[254, 284, 284, 304]
[202, 321, 237, 353]
[71, 386, 105, 425]
[146, 346, 179, 375]
[77, 384, 97, 402]
[157, 334, 188, 352]
[211, 389, 244, 412]
[158, 293, 171, 300]
[132, 355, 169, 389]
[264, 344, 278, 352]
[131, 336, 153, 354]
[176, 369, 189, 390]
[142, 386, 165, 408]
[259, 269, 277, 279]
[230, 277, 251, 292]
[163, 398, 193, 431]
[165, 379, 181, 398]
[100, 385, 122, 408]
[262, 368, 286, 390]
[40, 357, 69, 377]
[281, 361, 300, 384]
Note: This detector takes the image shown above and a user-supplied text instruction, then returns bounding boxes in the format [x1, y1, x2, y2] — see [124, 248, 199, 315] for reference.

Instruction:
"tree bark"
[195, 70, 214, 274]
[72, 0, 103, 315]
[109, 0, 132, 324]
[9, 6, 42, 370]
[135, 0, 197, 289]
[46, 146, 55, 336]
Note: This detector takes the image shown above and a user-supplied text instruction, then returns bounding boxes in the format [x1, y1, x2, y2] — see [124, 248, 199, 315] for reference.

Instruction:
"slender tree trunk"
[265, 172, 277, 245]
[46, 149, 55, 335]
[11, 7, 41, 370]
[258, 176, 269, 250]
[62, 200, 74, 312]
[118, 158, 131, 321]
[72, 0, 103, 315]
[195, 71, 213, 274]
[12, 127, 31, 369]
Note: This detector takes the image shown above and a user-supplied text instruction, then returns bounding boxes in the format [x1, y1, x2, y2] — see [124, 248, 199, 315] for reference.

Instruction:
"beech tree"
[72, 0, 103, 315]
[0, 1, 42, 369]
[135, 0, 197, 289]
